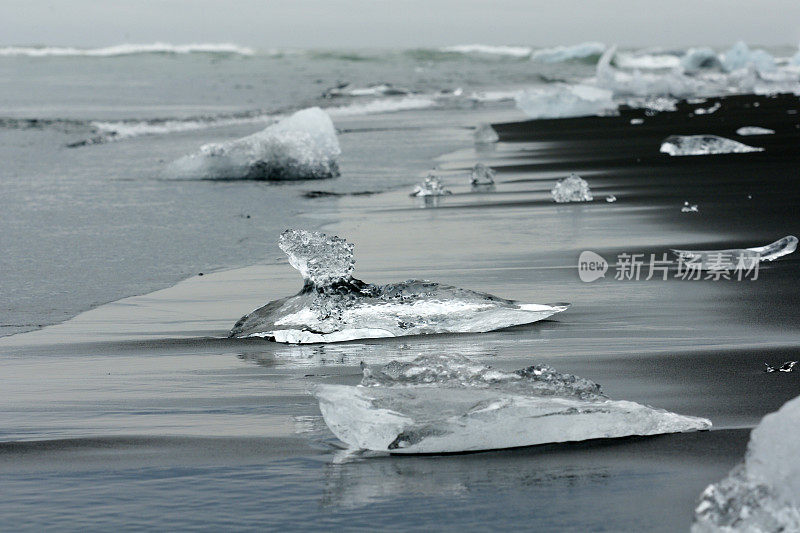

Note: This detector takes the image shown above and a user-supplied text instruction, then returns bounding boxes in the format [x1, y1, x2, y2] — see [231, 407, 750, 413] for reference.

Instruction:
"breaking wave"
[0, 42, 257, 57]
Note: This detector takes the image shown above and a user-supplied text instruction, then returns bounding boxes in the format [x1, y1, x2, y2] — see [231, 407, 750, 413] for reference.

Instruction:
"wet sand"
[2, 95, 800, 531]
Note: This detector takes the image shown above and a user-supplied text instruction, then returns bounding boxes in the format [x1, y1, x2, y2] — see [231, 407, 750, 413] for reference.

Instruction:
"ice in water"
[474, 123, 499, 144]
[470, 163, 495, 186]
[552, 173, 593, 203]
[671, 235, 798, 270]
[736, 126, 775, 136]
[660, 135, 764, 156]
[681, 202, 699, 213]
[515, 84, 616, 119]
[693, 394, 800, 532]
[165, 107, 340, 180]
[229, 230, 570, 343]
[410, 174, 452, 197]
[720, 41, 776, 74]
[315, 354, 711, 454]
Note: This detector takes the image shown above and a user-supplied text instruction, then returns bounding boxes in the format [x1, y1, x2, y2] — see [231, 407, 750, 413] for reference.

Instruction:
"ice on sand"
[410, 174, 452, 197]
[316, 354, 711, 454]
[693, 394, 800, 532]
[552, 173, 593, 203]
[165, 107, 340, 180]
[515, 84, 616, 119]
[660, 135, 764, 156]
[470, 163, 495, 186]
[474, 123, 499, 144]
[671, 236, 798, 270]
[736, 126, 775, 136]
[229, 230, 569, 343]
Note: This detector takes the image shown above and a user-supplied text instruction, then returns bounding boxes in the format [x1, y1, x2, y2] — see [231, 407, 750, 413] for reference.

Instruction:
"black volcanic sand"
[2, 96, 799, 531]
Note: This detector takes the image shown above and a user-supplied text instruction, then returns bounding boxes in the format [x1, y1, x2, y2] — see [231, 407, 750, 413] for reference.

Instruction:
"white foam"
[325, 97, 437, 116]
[440, 44, 532, 58]
[530, 42, 606, 63]
[614, 53, 682, 70]
[0, 42, 256, 57]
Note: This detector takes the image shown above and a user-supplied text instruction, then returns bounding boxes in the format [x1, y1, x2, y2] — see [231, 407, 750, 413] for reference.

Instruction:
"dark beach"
[2, 92, 799, 530]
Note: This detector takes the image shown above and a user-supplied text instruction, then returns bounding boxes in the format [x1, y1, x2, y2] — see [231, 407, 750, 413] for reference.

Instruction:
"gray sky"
[3, 0, 800, 49]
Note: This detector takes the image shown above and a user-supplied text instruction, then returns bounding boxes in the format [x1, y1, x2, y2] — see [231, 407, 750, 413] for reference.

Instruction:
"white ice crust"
[316, 354, 711, 454]
[693, 395, 800, 532]
[660, 135, 764, 156]
[165, 107, 340, 180]
[515, 84, 616, 119]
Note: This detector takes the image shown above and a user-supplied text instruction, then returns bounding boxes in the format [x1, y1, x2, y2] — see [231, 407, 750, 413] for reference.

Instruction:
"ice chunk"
[680, 47, 722, 72]
[630, 118, 644, 125]
[736, 126, 775, 136]
[596, 46, 701, 98]
[693, 102, 721, 115]
[410, 174, 452, 197]
[606, 195, 617, 203]
[470, 163, 495, 186]
[316, 354, 711, 454]
[681, 202, 699, 213]
[551, 173, 593, 203]
[671, 235, 798, 270]
[692, 395, 800, 532]
[721, 41, 776, 74]
[530, 42, 606, 63]
[764, 361, 797, 373]
[515, 84, 616, 119]
[229, 230, 570, 343]
[474, 123, 499, 144]
[660, 135, 764, 156]
[165, 107, 340, 180]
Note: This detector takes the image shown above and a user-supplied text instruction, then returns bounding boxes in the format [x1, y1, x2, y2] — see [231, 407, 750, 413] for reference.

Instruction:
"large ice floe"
[515, 84, 616, 119]
[229, 230, 569, 343]
[315, 354, 711, 454]
[551, 173, 593, 203]
[692, 394, 800, 532]
[596, 46, 701, 99]
[672, 236, 798, 270]
[165, 107, 340, 180]
[660, 135, 764, 156]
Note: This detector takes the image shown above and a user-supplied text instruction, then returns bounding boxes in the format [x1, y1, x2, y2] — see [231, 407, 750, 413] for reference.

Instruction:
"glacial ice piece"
[474, 123, 499, 144]
[410, 174, 452, 197]
[692, 394, 800, 532]
[165, 107, 340, 180]
[671, 236, 798, 270]
[660, 135, 764, 156]
[515, 84, 616, 119]
[551, 173, 593, 203]
[680, 47, 722, 72]
[737, 126, 775, 136]
[470, 163, 495, 186]
[316, 354, 711, 454]
[606, 195, 617, 203]
[681, 202, 699, 213]
[693, 102, 721, 115]
[229, 230, 569, 343]
[764, 361, 796, 373]
[720, 41, 776, 74]
[596, 46, 702, 98]
[530, 42, 606, 63]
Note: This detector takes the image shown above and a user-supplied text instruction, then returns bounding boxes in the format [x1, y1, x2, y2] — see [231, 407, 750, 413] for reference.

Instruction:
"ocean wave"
[614, 53, 682, 70]
[530, 42, 606, 63]
[439, 44, 533, 58]
[0, 42, 256, 57]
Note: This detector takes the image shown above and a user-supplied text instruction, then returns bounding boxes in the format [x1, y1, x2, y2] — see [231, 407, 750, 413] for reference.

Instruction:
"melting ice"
[671, 235, 798, 270]
[660, 135, 764, 156]
[474, 123, 499, 144]
[470, 163, 495, 186]
[552, 173, 593, 203]
[165, 107, 340, 180]
[515, 84, 616, 119]
[229, 230, 569, 343]
[693, 394, 800, 532]
[410, 174, 452, 197]
[315, 354, 711, 454]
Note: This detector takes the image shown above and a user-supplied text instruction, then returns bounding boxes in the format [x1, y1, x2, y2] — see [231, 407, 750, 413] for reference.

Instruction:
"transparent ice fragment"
[515, 84, 616, 119]
[166, 107, 340, 180]
[474, 123, 499, 144]
[692, 395, 800, 532]
[470, 163, 495, 186]
[230, 231, 570, 343]
[410, 174, 452, 197]
[551, 173, 593, 203]
[736, 126, 775, 136]
[660, 135, 764, 156]
[671, 235, 797, 270]
[316, 354, 711, 454]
